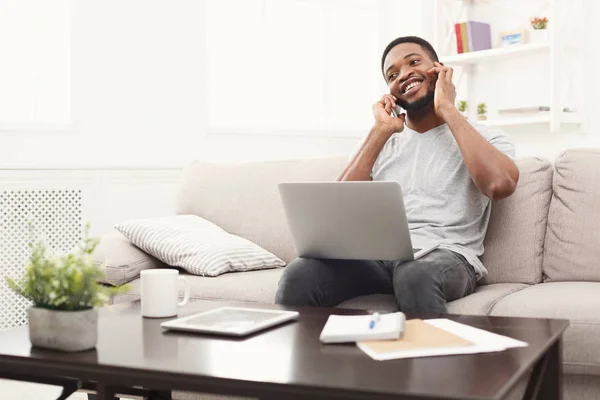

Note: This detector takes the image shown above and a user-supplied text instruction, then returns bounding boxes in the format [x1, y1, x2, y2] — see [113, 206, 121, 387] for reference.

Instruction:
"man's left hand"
[428, 62, 456, 119]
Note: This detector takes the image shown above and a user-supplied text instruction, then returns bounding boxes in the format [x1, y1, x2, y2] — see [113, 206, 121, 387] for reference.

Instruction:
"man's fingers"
[388, 96, 396, 111]
[429, 64, 453, 79]
[428, 67, 444, 75]
[385, 96, 394, 113]
[382, 97, 389, 110]
[381, 97, 391, 113]
[446, 66, 453, 82]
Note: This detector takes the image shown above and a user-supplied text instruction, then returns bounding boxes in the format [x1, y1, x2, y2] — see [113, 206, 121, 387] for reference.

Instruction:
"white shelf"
[477, 112, 581, 127]
[441, 43, 550, 67]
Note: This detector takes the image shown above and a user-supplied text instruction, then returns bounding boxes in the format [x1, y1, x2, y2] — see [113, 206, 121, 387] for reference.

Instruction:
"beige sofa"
[100, 148, 600, 400]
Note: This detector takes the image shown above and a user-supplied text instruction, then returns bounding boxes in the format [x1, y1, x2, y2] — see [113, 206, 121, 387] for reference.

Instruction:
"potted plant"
[477, 102, 487, 121]
[457, 100, 468, 119]
[5, 224, 129, 352]
[530, 17, 548, 43]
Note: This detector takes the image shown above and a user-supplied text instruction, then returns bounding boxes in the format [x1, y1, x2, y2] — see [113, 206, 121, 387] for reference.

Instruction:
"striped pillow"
[114, 215, 285, 277]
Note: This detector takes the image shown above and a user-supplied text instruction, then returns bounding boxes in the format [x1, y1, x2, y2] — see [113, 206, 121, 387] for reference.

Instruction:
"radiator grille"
[0, 189, 82, 330]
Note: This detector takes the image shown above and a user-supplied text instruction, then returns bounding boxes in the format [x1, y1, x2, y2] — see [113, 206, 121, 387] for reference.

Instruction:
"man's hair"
[380, 36, 439, 73]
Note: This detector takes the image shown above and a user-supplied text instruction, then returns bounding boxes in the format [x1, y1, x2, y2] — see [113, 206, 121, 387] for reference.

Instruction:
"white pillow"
[114, 215, 285, 277]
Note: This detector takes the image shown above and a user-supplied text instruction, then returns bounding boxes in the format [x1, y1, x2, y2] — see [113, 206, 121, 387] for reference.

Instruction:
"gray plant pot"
[28, 307, 98, 352]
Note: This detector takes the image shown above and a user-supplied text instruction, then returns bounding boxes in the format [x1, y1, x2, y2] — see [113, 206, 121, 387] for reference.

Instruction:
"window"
[0, 0, 71, 127]
[205, 0, 384, 135]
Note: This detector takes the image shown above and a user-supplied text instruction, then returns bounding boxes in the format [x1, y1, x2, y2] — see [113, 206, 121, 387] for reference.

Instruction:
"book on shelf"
[454, 21, 492, 54]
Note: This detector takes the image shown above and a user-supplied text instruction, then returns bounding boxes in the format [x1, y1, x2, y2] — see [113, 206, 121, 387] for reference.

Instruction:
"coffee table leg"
[538, 338, 562, 400]
[523, 337, 562, 400]
[94, 383, 119, 400]
[144, 390, 172, 399]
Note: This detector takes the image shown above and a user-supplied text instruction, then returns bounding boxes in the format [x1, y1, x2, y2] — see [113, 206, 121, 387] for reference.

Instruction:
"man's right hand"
[372, 94, 406, 135]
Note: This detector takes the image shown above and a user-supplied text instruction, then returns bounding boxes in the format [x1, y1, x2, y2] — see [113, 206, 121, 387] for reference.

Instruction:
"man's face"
[382, 43, 438, 111]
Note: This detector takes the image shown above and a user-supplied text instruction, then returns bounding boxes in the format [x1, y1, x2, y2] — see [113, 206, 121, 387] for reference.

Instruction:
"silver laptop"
[277, 181, 438, 261]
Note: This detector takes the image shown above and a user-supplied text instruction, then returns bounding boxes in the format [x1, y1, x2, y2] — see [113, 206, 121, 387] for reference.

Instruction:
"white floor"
[0, 379, 136, 400]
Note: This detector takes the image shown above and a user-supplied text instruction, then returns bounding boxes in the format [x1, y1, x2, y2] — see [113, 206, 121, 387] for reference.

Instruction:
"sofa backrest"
[175, 156, 555, 284]
[175, 158, 348, 264]
[480, 157, 553, 285]
[543, 148, 600, 282]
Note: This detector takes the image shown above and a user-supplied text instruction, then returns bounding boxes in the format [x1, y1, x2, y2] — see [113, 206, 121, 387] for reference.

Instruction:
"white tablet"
[160, 306, 300, 337]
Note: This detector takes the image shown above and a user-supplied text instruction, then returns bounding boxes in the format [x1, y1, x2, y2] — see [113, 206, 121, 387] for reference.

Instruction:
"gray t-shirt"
[367, 121, 515, 279]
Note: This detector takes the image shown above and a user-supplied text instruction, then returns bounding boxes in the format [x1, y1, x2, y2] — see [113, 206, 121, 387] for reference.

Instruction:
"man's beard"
[397, 89, 435, 111]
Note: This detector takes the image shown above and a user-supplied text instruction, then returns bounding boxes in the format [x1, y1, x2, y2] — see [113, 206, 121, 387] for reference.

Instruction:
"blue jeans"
[275, 249, 477, 314]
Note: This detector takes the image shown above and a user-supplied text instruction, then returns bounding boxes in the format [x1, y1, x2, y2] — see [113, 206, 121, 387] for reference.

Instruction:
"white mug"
[140, 269, 190, 318]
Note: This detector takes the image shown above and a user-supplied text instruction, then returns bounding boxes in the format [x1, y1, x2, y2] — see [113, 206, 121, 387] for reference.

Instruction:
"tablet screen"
[177, 308, 295, 332]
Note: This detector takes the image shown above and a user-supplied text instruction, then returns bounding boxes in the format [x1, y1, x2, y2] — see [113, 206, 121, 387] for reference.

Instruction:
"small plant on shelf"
[457, 100, 468, 118]
[530, 17, 548, 30]
[477, 102, 487, 121]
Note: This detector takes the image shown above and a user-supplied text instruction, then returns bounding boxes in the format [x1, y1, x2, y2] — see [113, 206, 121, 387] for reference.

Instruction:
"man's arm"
[440, 107, 519, 200]
[430, 62, 519, 200]
[337, 94, 406, 181]
[336, 125, 391, 181]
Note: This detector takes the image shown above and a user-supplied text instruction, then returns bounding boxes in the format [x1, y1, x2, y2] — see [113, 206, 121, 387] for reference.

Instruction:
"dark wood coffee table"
[0, 300, 568, 400]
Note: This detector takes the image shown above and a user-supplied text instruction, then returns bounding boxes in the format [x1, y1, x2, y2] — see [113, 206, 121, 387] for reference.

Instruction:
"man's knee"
[275, 258, 321, 306]
[394, 265, 438, 294]
[393, 264, 445, 314]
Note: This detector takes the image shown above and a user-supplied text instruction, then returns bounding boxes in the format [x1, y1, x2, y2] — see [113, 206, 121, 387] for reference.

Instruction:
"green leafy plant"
[6, 223, 129, 311]
[477, 102, 487, 116]
[457, 100, 468, 113]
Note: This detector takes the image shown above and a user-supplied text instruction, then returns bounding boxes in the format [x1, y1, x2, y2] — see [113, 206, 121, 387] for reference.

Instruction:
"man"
[275, 36, 519, 314]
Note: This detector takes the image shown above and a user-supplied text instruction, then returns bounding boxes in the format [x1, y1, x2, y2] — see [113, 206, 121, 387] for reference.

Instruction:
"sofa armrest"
[93, 230, 166, 286]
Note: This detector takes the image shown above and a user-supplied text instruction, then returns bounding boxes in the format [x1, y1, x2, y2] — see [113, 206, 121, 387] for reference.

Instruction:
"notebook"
[319, 312, 405, 344]
[357, 318, 528, 361]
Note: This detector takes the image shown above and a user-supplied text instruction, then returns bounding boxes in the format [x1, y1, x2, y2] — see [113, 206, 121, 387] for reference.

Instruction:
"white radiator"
[0, 189, 82, 330]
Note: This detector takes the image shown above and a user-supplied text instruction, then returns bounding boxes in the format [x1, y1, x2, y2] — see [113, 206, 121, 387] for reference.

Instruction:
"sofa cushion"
[336, 284, 528, 315]
[94, 230, 166, 286]
[544, 148, 600, 282]
[113, 268, 285, 305]
[115, 215, 285, 277]
[480, 157, 553, 285]
[174, 158, 348, 264]
[490, 282, 600, 375]
[446, 283, 529, 315]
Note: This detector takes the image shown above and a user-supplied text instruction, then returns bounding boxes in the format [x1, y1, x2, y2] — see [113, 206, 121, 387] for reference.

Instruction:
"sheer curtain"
[206, 0, 383, 136]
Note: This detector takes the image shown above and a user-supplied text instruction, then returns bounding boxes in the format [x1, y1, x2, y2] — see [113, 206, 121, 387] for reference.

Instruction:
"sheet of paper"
[357, 318, 528, 361]
[425, 319, 528, 349]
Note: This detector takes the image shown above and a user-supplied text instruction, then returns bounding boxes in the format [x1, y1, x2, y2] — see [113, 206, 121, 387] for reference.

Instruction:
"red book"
[454, 23, 464, 53]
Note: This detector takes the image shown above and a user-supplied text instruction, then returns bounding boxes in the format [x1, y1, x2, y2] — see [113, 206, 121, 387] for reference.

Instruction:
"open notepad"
[357, 318, 528, 361]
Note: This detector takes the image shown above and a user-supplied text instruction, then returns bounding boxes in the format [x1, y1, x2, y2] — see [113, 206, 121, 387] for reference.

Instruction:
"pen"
[368, 312, 380, 329]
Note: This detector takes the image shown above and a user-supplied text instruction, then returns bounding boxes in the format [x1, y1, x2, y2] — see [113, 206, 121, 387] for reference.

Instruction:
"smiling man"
[275, 36, 519, 314]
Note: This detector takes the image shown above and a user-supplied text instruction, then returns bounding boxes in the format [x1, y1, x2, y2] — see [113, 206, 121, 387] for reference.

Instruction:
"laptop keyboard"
[412, 248, 422, 253]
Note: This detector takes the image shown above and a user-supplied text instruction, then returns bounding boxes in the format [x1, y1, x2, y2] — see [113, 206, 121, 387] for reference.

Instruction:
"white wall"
[0, 0, 361, 168]
[1, 0, 598, 168]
